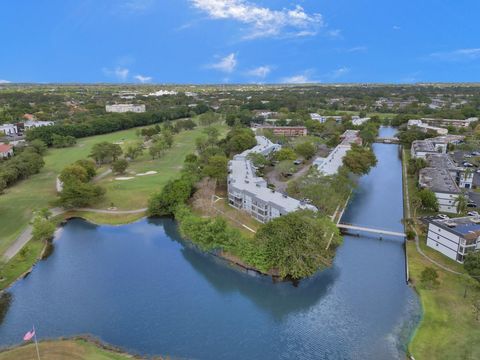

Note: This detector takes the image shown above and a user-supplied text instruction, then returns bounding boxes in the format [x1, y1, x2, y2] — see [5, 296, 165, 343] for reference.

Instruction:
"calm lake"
[0, 127, 421, 359]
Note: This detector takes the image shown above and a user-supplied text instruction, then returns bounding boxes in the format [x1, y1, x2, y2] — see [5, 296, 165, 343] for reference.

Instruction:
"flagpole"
[32, 325, 41, 360]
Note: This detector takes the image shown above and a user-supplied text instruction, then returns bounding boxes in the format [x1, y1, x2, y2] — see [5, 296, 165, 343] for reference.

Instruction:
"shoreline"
[0, 334, 149, 359]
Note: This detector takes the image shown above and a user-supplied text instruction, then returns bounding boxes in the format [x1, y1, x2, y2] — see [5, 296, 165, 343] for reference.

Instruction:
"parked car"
[472, 151, 480, 156]
[463, 162, 474, 167]
[437, 214, 449, 220]
[293, 160, 303, 165]
[467, 202, 477, 208]
[468, 211, 479, 216]
[465, 154, 472, 158]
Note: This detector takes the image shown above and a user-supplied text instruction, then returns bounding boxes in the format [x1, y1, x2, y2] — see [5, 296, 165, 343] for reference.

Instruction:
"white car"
[437, 214, 449, 220]
[465, 154, 473, 158]
[468, 211, 479, 216]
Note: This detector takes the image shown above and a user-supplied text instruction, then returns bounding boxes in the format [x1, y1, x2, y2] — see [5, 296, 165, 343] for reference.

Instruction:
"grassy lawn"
[407, 241, 480, 360]
[0, 122, 227, 257]
[63, 211, 145, 225]
[0, 338, 141, 360]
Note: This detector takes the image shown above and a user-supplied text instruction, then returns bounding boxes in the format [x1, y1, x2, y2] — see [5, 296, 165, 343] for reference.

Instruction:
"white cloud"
[344, 46, 367, 53]
[393, 25, 401, 30]
[331, 67, 350, 79]
[246, 65, 271, 78]
[429, 48, 480, 61]
[190, 0, 323, 39]
[134, 74, 153, 83]
[208, 53, 237, 73]
[103, 67, 130, 81]
[0, 80, 11, 84]
[281, 73, 314, 84]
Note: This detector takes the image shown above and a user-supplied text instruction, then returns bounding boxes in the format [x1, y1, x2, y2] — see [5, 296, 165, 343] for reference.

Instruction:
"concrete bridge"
[337, 223, 406, 238]
[375, 137, 400, 144]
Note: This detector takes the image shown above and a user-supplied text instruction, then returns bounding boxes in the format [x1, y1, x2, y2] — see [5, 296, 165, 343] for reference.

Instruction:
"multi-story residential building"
[411, 140, 440, 159]
[425, 153, 474, 189]
[407, 119, 448, 135]
[351, 116, 370, 126]
[313, 130, 361, 176]
[420, 117, 478, 128]
[105, 104, 146, 113]
[23, 120, 54, 130]
[255, 125, 307, 137]
[0, 124, 18, 135]
[310, 114, 343, 123]
[227, 136, 316, 223]
[419, 167, 460, 213]
[426, 216, 480, 263]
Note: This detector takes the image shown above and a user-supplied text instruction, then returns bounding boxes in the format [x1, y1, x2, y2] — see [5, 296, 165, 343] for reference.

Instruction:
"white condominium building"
[105, 104, 146, 113]
[227, 136, 316, 223]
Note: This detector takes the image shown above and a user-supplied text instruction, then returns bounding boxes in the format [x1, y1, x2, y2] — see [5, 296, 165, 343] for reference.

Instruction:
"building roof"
[0, 143, 13, 152]
[425, 153, 460, 171]
[429, 216, 480, 239]
[418, 167, 460, 194]
[412, 140, 435, 153]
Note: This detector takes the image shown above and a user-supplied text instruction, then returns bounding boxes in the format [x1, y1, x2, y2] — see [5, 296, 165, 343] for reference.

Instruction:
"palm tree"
[455, 192, 469, 214]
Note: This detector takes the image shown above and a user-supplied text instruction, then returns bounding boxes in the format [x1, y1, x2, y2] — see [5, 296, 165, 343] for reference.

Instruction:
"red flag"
[23, 329, 35, 341]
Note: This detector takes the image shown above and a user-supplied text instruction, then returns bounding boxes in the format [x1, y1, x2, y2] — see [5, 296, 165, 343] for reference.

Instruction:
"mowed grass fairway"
[0, 339, 136, 360]
[0, 122, 227, 255]
[95, 123, 228, 209]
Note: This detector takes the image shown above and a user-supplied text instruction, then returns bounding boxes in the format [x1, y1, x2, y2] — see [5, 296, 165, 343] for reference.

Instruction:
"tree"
[203, 155, 228, 183]
[125, 142, 144, 160]
[149, 139, 167, 159]
[274, 148, 297, 161]
[59, 164, 89, 184]
[89, 142, 123, 164]
[74, 159, 96, 180]
[29, 139, 47, 155]
[418, 189, 439, 212]
[163, 129, 174, 148]
[343, 144, 377, 175]
[52, 134, 76, 148]
[58, 180, 105, 208]
[202, 126, 220, 143]
[112, 159, 129, 174]
[464, 252, 480, 281]
[222, 127, 256, 156]
[420, 267, 440, 289]
[295, 142, 316, 160]
[254, 211, 341, 279]
[473, 297, 480, 321]
[198, 111, 219, 126]
[148, 177, 194, 216]
[31, 216, 56, 241]
[455, 193, 469, 214]
[408, 158, 427, 175]
[248, 153, 268, 167]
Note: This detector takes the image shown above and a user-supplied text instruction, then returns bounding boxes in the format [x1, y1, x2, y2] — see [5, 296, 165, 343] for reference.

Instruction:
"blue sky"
[1, 0, 479, 84]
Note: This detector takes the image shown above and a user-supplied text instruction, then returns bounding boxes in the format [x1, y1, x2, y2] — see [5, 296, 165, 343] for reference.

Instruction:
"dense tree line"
[25, 106, 202, 145]
[0, 143, 45, 193]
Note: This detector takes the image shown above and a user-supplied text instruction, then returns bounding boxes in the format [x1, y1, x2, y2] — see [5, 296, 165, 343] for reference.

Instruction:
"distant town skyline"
[1, 0, 479, 84]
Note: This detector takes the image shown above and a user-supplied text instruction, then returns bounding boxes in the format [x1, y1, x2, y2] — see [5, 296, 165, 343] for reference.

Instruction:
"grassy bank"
[407, 241, 480, 360]
[0, 337, 148, 360]
[403, 149, 480, 359]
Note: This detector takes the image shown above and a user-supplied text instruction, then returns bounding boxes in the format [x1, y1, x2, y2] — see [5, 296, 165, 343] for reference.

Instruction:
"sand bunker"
[137, 171, 158, 176]
[115, 177, 134, 181]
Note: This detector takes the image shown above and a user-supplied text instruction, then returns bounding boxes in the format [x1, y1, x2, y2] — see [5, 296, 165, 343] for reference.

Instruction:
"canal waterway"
[0, 127, 421, 359]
